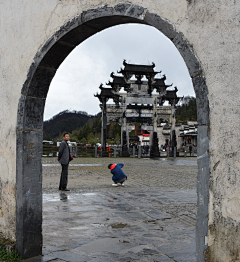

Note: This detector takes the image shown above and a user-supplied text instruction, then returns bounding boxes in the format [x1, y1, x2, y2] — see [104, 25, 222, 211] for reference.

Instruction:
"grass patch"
[0, 245, 22, 262]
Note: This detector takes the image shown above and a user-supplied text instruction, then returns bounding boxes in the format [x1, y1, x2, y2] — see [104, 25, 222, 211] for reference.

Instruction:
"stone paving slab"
[22, 190, 197, 261]
[43, 189, 197, 261]
[22, 158, 197, 262]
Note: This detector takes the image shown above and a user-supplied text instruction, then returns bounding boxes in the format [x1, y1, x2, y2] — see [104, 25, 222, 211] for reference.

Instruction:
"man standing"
[58, 132, 71, 191]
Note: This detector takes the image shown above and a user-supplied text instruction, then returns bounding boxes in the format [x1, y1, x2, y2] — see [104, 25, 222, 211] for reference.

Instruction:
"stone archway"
[16, 3, 209, 260]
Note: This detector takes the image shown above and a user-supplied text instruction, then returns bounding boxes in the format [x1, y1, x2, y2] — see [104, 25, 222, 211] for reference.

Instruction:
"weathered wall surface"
[185, 1, 240, 261]
[0, 0, 240, 261]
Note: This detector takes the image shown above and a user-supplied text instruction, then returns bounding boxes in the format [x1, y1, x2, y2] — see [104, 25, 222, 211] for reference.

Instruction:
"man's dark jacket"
[58, 140, 70, 165]
[110, 163, 127, 182]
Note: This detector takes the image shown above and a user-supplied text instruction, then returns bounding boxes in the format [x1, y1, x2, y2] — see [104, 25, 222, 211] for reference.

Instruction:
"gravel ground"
[42, 157, 198, 193]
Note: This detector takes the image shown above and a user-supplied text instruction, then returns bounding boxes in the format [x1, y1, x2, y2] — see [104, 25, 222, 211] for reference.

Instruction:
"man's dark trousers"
[59, 164, 68, 190]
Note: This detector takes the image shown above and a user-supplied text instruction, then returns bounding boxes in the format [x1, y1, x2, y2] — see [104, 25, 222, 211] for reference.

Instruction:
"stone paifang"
[95, 61, 180, 158]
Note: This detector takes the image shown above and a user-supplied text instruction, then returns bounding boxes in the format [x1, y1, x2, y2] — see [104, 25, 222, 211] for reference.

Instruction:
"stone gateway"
[95, 61, 180, 158]
[0, 1, 239, 261]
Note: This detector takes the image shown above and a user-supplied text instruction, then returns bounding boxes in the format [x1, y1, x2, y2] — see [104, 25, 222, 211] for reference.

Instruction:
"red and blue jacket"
[110, 163, 127, 182]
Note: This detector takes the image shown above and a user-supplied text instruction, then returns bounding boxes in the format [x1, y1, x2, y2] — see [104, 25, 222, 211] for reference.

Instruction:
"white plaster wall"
[1, 0, 240, 260]
[184, 1, 240, 260]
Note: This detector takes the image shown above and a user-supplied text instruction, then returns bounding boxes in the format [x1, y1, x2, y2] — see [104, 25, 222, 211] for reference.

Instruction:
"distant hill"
[43, 110, 98, 140]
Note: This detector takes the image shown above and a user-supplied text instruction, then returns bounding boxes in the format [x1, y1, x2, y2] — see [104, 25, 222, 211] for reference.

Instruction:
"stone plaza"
[21, 157, 198, 262]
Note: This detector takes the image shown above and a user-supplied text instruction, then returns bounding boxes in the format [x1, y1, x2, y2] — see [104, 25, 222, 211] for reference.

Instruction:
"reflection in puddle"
[43, 193, 75, 203]
[60, 193, 68, 201]
[43, 195, 60, 203]
[62, 206, 69, 212]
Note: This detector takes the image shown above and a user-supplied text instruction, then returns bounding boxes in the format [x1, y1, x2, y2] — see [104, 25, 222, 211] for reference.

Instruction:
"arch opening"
[16, 4, 209, 261]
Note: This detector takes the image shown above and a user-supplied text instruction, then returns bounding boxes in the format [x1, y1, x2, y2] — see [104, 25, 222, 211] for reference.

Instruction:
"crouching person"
[108, 163, 127, 187]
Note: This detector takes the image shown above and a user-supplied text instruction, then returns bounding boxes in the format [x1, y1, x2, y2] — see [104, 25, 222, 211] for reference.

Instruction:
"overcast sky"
[44, 23, 195, 121]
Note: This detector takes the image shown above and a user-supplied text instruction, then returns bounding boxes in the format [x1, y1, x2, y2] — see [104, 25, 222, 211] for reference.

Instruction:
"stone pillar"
[150, 99, 160, 159]
[138, 143, 142, 159]
[169, 106, 177, 157]
[169, 129, 177, 157]
[121, 116, 129, 157]
[150, 132, 160, 159]
[126, 125, 130, 151]
[16, 130, 43, 258]
[100, 100, 109, 157]
[113, 145, 117, 158]
[121, 130, 130, 157]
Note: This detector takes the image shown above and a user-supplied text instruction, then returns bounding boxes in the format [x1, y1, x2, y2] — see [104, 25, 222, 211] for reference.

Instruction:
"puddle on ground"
[110, 223, 130, 229]
[121, 240, 130, 243]
[43, 195, 61, 203]
[144, 220, 158, 224]
[91, 223, 105, 228]
[69, 226, 90, 230]
[43, 193, 74, 203]
[82, 193, 97, 196]
[77, 238, 144, 254]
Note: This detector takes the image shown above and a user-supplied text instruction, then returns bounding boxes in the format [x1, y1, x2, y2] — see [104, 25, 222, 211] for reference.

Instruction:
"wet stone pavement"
[24, 157, 198, 262]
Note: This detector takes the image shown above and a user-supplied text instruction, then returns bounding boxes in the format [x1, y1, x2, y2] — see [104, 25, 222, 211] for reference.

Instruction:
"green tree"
[82, 124, 91, 139]
[87, 132, 95, 140]
[80, 137, 87, 144]
[92, 117, 101, 135]
[43, 131, 52, 141]
[112, 122, 121, 138]
[175, 97, 197, 122]
[107, 122, 121, 140]
[70, 129, 79, 142]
